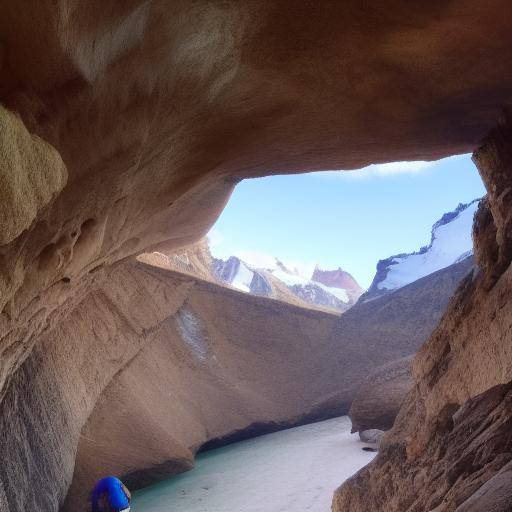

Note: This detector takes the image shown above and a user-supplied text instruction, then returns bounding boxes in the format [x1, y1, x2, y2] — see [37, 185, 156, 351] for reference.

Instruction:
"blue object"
[91, 476, 130, 512]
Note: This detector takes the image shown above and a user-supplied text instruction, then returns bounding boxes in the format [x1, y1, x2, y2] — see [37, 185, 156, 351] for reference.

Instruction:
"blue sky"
[208, 154, 486, 289]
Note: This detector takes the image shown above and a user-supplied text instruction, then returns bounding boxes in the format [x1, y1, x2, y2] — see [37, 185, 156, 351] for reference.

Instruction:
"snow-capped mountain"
[362, 199, 480, 302]
[212, 256, 272, 295]
[312, 267, 363, 303]
[213, 253, 363, 312]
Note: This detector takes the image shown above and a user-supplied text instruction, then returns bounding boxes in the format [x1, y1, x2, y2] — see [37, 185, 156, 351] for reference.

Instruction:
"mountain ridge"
[211, 252, 363, 312]
[361, 198, 481, 303]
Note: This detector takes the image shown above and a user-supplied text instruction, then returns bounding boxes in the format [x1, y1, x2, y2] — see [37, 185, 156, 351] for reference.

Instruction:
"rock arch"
[1, 2, 512, 511]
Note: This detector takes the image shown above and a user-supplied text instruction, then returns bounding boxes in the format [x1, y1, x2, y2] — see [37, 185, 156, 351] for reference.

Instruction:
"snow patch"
[378, 201, 478, 291]
[235, 251, 315, 279]
[272, 269, 310, 287]
[231, 260, 255, 293]
[315, 282, 349, 303]
[273, 269, 350, 303]
[176, 307, 208, 361]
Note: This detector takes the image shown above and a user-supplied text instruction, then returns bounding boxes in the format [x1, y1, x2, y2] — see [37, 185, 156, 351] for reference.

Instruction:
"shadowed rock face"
[0, 3, 511, 512]
[349, 355, 414, 433]
[333, 111, 512, 512]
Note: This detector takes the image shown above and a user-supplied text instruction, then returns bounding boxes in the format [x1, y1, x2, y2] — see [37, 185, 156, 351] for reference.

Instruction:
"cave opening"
[206, 153, 485, 307]
[1, 3, 512, 511]
[126, 154, 487, 512]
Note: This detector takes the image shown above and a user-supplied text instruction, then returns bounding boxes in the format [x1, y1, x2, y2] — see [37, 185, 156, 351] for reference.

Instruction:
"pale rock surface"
[0, 106, 67, 245]
[359, 429, 384, 445]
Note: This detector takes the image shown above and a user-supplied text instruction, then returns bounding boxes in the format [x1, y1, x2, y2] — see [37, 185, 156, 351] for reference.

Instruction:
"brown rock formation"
[349, 355, 414, 434]
[64, 253, 472, 510]
[333, 112, 512, 511]
[0, 3, 511, 512]
[1, 0, 512, 408]
[0, 246, 468, 512]
[156, 238, 216, 282]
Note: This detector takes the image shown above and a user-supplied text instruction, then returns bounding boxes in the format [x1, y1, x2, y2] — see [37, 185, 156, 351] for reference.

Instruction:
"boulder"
[359, 429, 384, 445]
[349, 356, 414, 433]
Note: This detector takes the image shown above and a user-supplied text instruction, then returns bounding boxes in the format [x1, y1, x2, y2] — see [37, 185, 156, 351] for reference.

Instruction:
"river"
[132, 416, 375, 512]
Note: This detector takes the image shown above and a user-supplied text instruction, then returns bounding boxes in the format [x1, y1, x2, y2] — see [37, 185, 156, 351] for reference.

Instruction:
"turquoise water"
[131, 416, 375, 512]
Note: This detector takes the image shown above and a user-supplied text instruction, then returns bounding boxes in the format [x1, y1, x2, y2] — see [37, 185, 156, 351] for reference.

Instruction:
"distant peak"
[312, 267, 362, 293]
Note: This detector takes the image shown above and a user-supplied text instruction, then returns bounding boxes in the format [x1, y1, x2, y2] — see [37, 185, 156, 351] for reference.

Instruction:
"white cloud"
[313, 160, 437, 180]
[235, 250, 278, 270]
[207, 228, 224, 249]
[367, 160, 436, 176]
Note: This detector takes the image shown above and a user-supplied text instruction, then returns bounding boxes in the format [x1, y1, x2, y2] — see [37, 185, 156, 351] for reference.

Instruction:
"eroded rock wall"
[2, 0, 512, 408]
[0, 247, 469, 512]
[0, 262, 193, 512]
[333, 113, 512, 512]
[0, 259, 342, 512]
[349, 355, 414, 434]
[62, 253, 470, 511]
[0, 3, 511, 512]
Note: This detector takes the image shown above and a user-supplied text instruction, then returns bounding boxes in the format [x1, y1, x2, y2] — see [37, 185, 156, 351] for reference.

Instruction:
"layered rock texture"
[0, 2, 511, 512]
[333, 114, 512, 511]
[0, 246, 469, 512]
[63, 252, 471, 510]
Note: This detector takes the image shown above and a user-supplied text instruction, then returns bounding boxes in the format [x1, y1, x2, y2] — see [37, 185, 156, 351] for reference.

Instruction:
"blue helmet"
[91, 476, 131, 512]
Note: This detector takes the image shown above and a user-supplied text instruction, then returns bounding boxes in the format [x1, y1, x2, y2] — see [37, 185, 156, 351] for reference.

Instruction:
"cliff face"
[163, 238, 215, 282]
[0, 247, 469, 512]
[65, 253, 472, 510]
[312, 267, 363, 302]
[333, 113, 512, 511]
[1, 0, 512, 411]
[0, 3, 512, 512]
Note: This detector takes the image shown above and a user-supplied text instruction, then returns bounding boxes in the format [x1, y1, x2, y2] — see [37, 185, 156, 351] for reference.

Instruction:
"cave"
[1, 2, 512, 511]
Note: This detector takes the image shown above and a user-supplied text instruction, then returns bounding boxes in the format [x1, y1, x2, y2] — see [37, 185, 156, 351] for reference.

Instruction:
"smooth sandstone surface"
[65, 254, 465, 511]
[1, 0, 512, 404]
[0, 249, 466, 512]
[0, 3, 511, 512]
